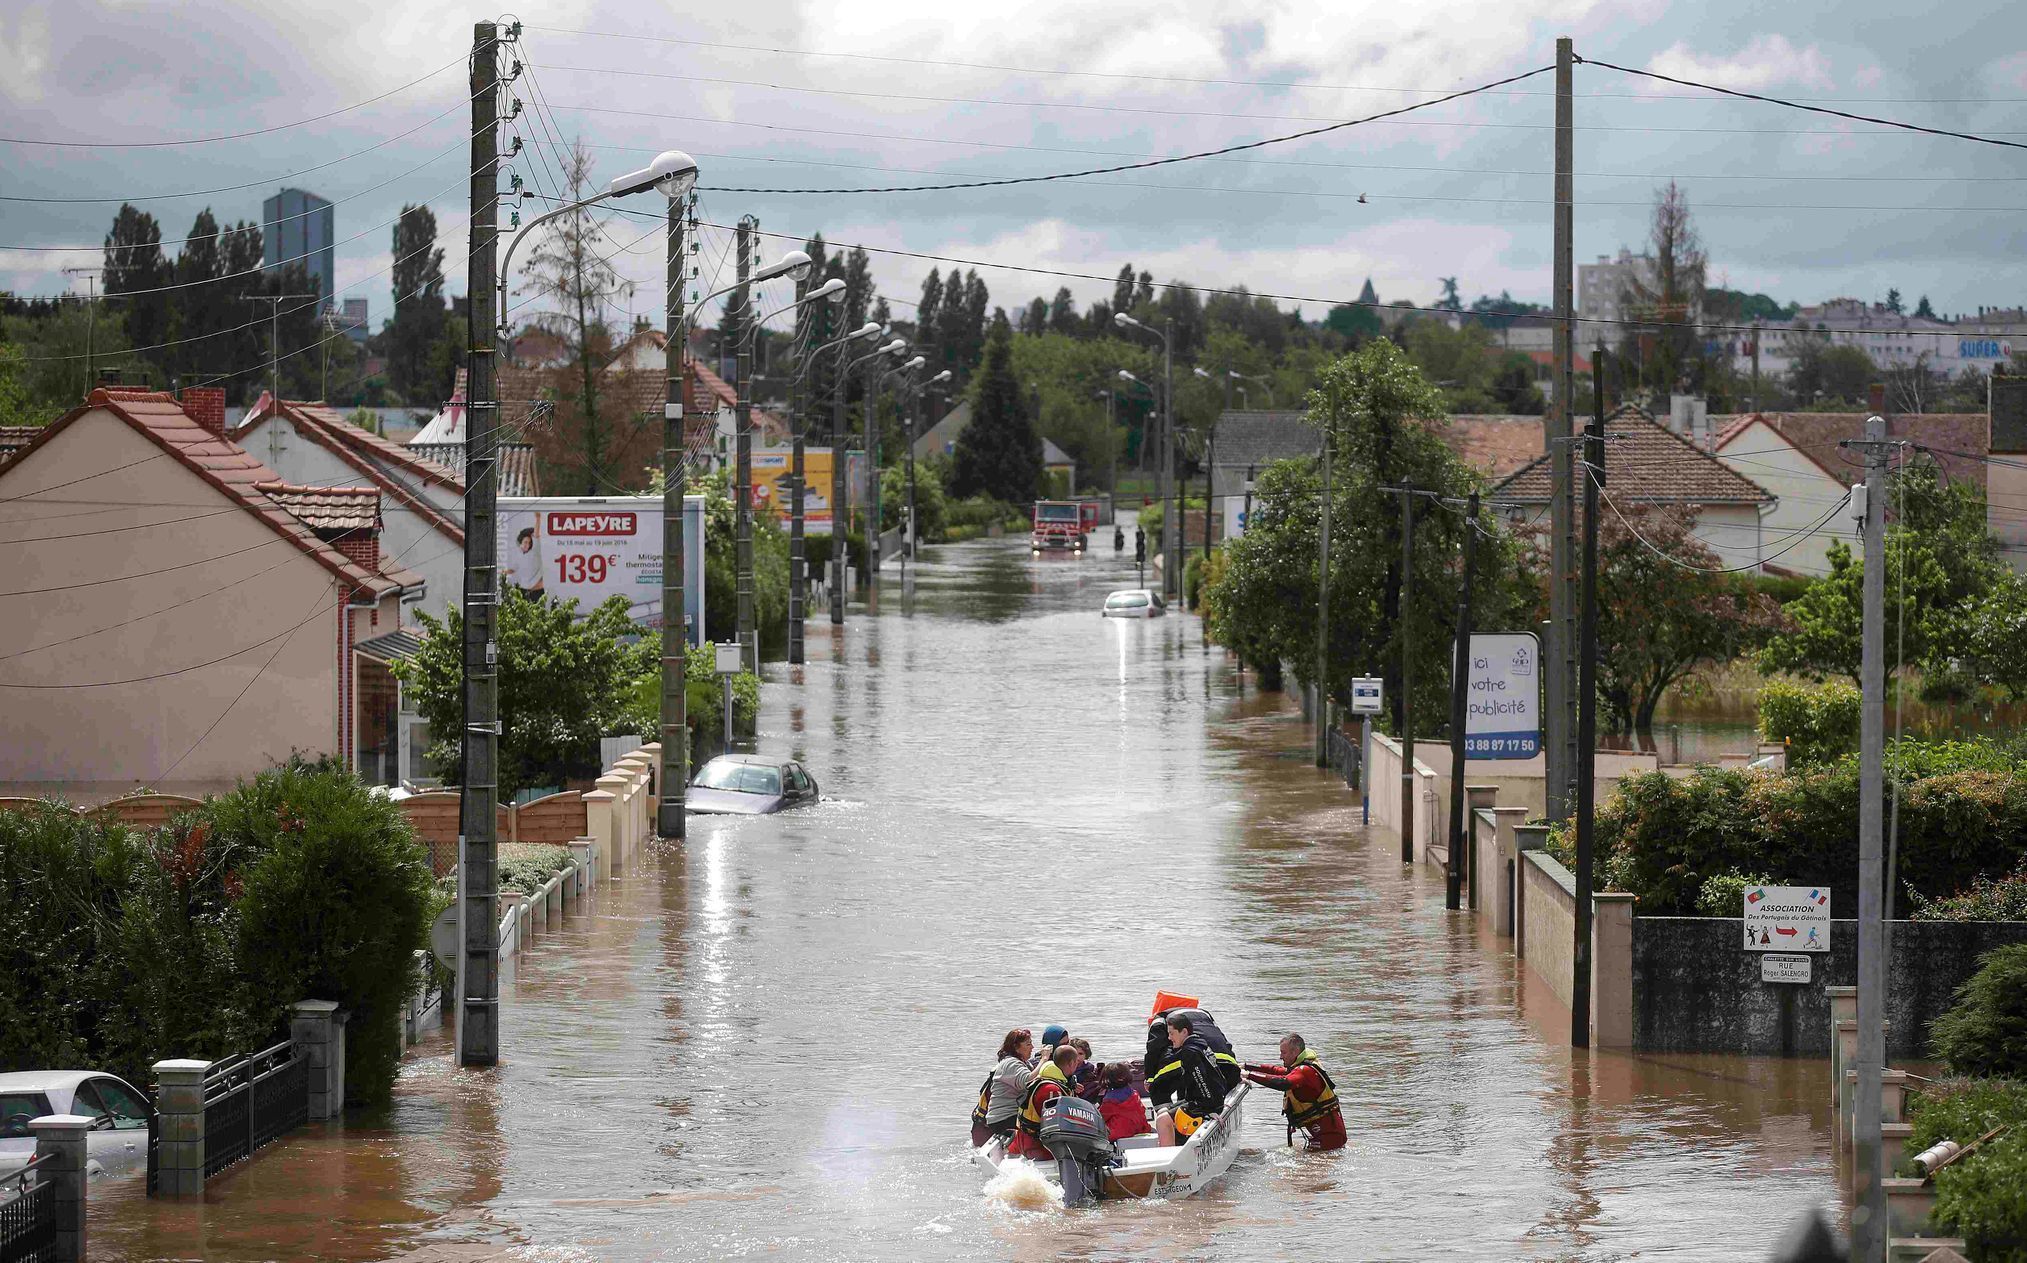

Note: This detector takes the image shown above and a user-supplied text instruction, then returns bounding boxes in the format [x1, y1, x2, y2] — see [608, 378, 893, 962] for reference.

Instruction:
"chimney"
[180, 386, 229, 437]
[333, 529, 381, 575]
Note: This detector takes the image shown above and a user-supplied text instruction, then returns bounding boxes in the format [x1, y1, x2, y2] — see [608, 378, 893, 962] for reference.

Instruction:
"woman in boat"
[1008, 1044, 1083, 1160]
[1244, 1033, 1345, 1151]
[970, 1028, 1035, 1147]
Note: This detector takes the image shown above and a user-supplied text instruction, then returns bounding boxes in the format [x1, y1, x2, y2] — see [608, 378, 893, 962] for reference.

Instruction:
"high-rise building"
[262, 188, 335, 310]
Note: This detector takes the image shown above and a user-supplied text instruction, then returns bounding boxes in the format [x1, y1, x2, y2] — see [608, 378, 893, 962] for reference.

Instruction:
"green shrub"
[1758, 677, 1860, 767]
[1912, 856, 2027, 922]
[1908, 1079, 2027, 1262]
[946, 495, 1026, 532]
[802, 530, 866, 577]
[1933, 943, 2027, 1078]
[1907, 1077, 2027, 1157]
[1696, 869, 1773, 918]
[210, 762, 435, 1106]
[500, 846, 574, 895]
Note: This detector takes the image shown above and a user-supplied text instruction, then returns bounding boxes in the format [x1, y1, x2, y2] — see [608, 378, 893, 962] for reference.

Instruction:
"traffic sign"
[1463, 632, 1541, 759]
[714, 642, 742, 675]
[1743, 885, 1831, 952]
[1350, 677, 1384, 714]
[1761, 953, 1812, 984]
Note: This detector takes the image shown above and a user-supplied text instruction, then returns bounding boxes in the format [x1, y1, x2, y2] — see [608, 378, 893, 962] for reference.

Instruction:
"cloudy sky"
[3, 0, 2023, 343]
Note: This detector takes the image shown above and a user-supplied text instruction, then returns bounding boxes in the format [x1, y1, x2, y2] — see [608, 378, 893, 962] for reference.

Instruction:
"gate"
[0, 1154, 57, 1263]
[201, 1040, 309, 1179]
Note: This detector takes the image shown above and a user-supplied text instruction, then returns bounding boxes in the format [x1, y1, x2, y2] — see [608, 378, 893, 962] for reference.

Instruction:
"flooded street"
[94, 533, 1840, 1261]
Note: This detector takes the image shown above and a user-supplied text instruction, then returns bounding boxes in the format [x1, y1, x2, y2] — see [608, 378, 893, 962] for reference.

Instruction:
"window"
[1106, 592, 1149, 609]
[694, 760, 782, 795]
[0, 1093, 52, 1139]
[787, 765, 813, 796]
[88, 1078, 151, 1129]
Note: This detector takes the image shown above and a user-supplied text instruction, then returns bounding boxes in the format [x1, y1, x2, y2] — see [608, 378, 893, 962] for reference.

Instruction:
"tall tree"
[1620, 181, 1708, 397]
[1047, 286, 1078, 335]
[1019, 297, 1048, 336]
[170, 209, 227, 383]
[1914, 294, 1937, 320]
[1112, 264, 1137, 314]
[1435, 277, 1462, 311]
[220, 222, 266, 401]
[386, 204, 447, 403]
[917, 268, 943, 344]
[103, 204, 170, 379]
[951, 317, 1040, 503]
[1885, 288, 1904, 315]
[522, 141, 625, 493]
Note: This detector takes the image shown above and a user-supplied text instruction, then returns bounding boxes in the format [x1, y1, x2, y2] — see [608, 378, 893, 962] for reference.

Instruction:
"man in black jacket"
[1155, 1011, 1227, 1145]
[1146, 1007, 1241, 1110]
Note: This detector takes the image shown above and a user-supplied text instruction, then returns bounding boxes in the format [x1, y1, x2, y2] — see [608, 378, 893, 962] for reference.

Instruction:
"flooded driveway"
[92, 533, 1840, 1261]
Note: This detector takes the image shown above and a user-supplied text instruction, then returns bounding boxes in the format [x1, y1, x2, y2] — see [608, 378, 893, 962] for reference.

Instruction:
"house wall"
[1716, 420, 1859, 576]
[238, 414, 461, 614]
[0, 410, 342, 799]
[1688, 502, 1773, 574]
[1989, 453, 2027, 576]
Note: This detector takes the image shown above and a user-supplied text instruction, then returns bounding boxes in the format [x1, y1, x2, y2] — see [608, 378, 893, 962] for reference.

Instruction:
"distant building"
[1577, 249, 1660, 344]
[263, 187, 335, 309]
[338, 297, 369, 344]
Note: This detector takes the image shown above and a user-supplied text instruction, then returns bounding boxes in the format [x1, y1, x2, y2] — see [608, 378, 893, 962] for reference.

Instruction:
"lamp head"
[850, 322, 883, 340]
[807, 277, 846, 304]
[878, 338, 907, 356]
[1192, 366, 1211, 380]
[1114, 312, 1140, 330]
[1117, 369, 1139, 384]
[930, 369, 953, 384]
[903, 355, 926, 372]
[610, 149, 699, 200]
[755, 250, 813, 284]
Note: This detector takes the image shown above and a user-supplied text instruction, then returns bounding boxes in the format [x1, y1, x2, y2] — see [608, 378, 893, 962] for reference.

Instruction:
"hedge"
[1906, 1078, 2027, 1260]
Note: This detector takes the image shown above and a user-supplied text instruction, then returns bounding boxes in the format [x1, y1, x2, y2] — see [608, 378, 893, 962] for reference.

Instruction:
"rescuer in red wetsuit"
[1243, 1033, 1345, 1151]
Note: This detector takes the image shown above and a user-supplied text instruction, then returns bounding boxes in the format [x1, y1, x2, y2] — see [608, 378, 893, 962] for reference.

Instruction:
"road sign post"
[715, 642, 741, 755]
[1352, 677, 1382, 825]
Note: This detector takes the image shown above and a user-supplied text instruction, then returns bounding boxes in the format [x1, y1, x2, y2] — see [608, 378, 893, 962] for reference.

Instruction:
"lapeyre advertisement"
[498, 496, 706, 644]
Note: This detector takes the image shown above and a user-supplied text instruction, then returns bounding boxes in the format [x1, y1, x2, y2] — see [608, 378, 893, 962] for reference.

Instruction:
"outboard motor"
[1038, 1095, 1118, 1205]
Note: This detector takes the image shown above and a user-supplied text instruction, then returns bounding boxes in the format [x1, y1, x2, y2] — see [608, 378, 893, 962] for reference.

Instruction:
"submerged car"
[0, 1071, 153, 1179]
[1102, 588, 1165, 618]
[685, 754, 821, 816]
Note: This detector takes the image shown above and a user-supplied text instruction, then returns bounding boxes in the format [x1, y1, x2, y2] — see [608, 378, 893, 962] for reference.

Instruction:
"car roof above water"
[702, 753, 788, 767]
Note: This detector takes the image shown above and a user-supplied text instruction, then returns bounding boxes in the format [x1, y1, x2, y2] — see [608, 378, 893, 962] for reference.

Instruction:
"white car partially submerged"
[0, 1071, 153, 1179]
[1102, 588, 1165, 619]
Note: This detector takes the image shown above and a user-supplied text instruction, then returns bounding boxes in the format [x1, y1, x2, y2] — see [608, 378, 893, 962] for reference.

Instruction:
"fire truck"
[1031, 500, 1099, 554]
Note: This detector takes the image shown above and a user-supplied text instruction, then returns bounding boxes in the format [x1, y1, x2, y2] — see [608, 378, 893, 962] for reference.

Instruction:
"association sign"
[1743, 885, 1831, 953]
[1464, 632, 1540, 759]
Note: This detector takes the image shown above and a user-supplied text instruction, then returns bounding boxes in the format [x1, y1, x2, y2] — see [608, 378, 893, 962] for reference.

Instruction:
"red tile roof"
[0, 425, 40, 465]
[5, 390, 396, 597]
[1495, 406, 1773, 506]
[1711, 412, 1988, 494]
[255, 481, 381, 533]
[235, 400, 465, 545]
[1441, 415, 1551, 483]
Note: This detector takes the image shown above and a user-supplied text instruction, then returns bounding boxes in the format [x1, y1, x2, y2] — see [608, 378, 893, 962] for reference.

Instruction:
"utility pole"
[733, 217, 756, 678]
[788, 271, 812, 665]
[1163, 328, 1179, 602]
[1207, 372, 1228, 575]
[240, 292, 318, 409]
[862, 353, 879, 589]
[1573, 349, 1606, 1047]
[831, 348, 849, 626]
[1852, 411, 1891, 1262]
[1313, 431, 1333, 767]
[61, 269, 100, 397]
[1399, 484, 1417, 864]
[457, 18, 502, 1068]
[658, 188, 690, 840]
[1445, 491, 1480, 911]
[1546, 34, 1578, 827]
[1750, 321, 1763, 414]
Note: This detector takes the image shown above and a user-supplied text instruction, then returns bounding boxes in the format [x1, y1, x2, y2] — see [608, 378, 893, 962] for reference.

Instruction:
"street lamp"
[787, 280, 850, 666]
[829, 334, 907, 620]
[1115, 312, 1178, 598]
[904, 368, 953, 568]
[470, 147, 694, 1067]
[868, 353, 925, 582]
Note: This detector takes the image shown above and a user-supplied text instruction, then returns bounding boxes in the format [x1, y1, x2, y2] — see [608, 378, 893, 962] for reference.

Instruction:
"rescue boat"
[973, 1081, 1251, 1203]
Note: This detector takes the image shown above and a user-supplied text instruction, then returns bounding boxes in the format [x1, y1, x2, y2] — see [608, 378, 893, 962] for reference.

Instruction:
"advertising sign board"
[1464, 632, 1541, 758]
[750, 447, 840, 535]
[1223, 484, 1255, 542]
[498, 495, 707, 645]
[1743, 885, 1831, 952]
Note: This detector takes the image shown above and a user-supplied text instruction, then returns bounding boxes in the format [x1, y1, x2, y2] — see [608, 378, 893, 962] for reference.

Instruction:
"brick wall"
[180, 387, 228, 437]
[332, 530, 380, 573]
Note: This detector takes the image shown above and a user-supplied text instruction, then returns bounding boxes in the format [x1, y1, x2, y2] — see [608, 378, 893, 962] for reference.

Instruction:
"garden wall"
[1631, 916, 2027, 1058]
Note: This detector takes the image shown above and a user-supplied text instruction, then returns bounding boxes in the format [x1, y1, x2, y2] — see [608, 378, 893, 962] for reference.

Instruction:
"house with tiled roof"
[1496, 406, 1777, 572]
[0, 426, 40, 467]
[233, 393, 466, 615]
[1709, 411, 1991, 576]
[1208, 410, 1550, 511]
[0, 387, 421, 801]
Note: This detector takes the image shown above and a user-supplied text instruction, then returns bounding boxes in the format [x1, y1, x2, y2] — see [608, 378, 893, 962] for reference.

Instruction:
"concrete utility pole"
[788, 272, 813, 665]
[1573, 351, 1606, 1047]
[239, 292, 319, 409]
[862, 355, 879, 587]
[831, 348, 849, 626]
[1163, 328, 1179, 602]
[1313, 431, 1333, 767]
[733, 218, 757, 678]
[457, 18, 502, 1067]
[1445, 491, 1480, 911]
[658, 190, 690, 840]
[1853, 410, 1891, 1262]
[1399, 484, 1417, 864]
[1546, 34, 1578, 825]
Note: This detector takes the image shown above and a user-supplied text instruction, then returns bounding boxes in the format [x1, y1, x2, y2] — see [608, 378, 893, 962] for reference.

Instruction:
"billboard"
[1463, 632, 1541, 759]
[750, 447, 841, 535]
[498, 495, 707, 645]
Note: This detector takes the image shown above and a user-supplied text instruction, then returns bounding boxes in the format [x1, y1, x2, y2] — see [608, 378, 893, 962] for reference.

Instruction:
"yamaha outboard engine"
[1039, 1095, 1118, 1205]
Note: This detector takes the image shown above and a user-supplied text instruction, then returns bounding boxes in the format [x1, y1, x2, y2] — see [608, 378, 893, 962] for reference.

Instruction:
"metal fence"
[200, 1041, 309, 1180]
[0, 1154, 57, 1263]
[1326, 726, 1362, 791]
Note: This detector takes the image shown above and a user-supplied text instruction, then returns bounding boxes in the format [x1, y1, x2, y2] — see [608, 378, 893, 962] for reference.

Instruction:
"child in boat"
[1098, 1062, 1150, 1140]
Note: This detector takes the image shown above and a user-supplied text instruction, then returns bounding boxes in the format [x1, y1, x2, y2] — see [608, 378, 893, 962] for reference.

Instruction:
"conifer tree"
[951, 317, 1040, 504]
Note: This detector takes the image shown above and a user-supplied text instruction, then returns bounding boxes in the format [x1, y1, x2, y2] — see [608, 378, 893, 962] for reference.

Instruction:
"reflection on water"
[91, 533, 1839, 1261]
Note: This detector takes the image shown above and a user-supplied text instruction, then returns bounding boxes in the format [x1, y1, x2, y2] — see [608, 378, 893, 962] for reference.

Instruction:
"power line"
[0, 54, 468, 148]
[522, 25, 2025, 105]
[0, 92, 476, 204]
[1579, 56, 2027, 153]
[1590, 466, 1853, 574]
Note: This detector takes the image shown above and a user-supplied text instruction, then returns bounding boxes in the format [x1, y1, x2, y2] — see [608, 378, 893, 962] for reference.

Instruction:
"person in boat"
[1008, 1044, 1084, 1161]
[1098, 1062, 1150, 1141]
[971, 1028, 1035, 1147]
[1244, 1033, 1346, 1151]
[1067, 1037, 1103, 1101]
[1154, 1011, 1226, 1146]
[1031, 1023, 1068, 1068]
[1145, 1006, 1240, 1111]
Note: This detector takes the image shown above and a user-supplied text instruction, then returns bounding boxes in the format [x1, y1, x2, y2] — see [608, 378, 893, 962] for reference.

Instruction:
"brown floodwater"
[90, 533, 1841, 1261]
